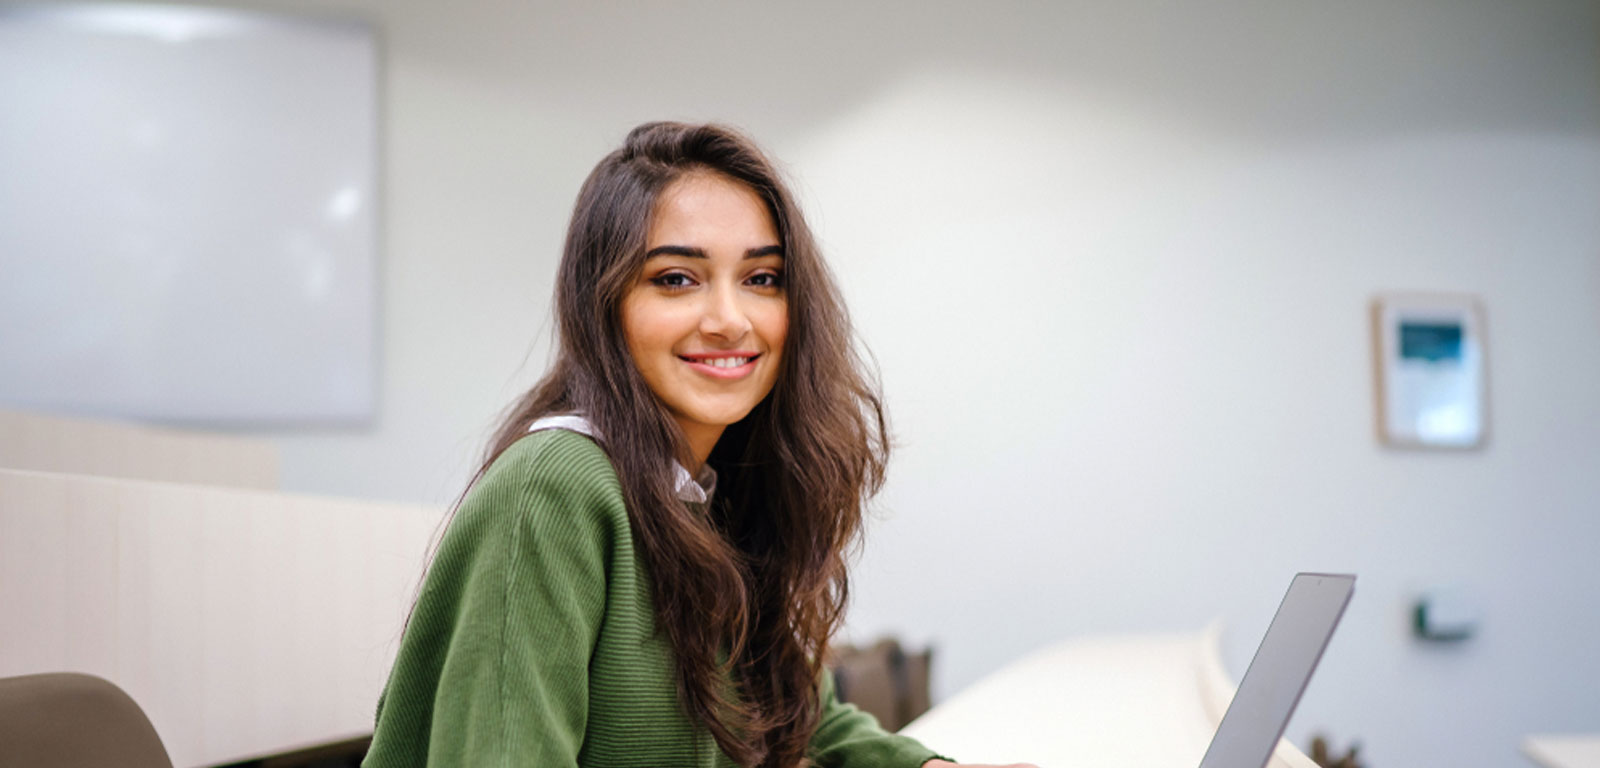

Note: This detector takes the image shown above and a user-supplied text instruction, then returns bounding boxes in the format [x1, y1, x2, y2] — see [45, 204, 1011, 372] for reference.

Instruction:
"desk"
[1525, 736, 1600, 768]
[900, 629, 1317, 768]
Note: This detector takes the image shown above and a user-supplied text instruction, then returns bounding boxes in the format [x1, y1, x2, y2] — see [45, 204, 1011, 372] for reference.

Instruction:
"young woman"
[363, 122, 1029, 768]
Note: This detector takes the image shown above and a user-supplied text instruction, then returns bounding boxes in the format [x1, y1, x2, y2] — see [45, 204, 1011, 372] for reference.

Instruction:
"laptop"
[1196, 572, 1356, 768]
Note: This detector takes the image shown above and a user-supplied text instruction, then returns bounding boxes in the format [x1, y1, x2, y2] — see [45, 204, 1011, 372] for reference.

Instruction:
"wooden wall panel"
[0, 410, 279, 490]
[0, 468, 440, 767]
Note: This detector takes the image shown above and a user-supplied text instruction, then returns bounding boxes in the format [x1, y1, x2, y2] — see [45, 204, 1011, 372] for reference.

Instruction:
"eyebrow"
[644, 244, 784, 260]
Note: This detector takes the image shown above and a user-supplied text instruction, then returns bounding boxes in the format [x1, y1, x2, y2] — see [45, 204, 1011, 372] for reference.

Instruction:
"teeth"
[702, 357, 749, 368]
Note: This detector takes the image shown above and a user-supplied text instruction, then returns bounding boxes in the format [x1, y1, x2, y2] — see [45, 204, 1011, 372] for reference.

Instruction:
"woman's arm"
[364, 433, 617, 767]
[806, 669, 950, 768]
[803, 668, 1041, 768]
[923, 761, 1040, 768]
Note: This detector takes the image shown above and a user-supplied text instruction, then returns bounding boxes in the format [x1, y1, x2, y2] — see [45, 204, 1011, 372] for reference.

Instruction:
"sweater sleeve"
[806, 670, 950, 768]
[364, 432, 621, 768]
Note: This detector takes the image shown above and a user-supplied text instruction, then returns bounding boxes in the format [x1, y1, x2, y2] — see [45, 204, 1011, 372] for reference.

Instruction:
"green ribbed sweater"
[363, 429, 943, 768]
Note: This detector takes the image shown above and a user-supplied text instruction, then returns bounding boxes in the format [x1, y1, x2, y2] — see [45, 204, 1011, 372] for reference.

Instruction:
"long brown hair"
[470, 122, 889, 767]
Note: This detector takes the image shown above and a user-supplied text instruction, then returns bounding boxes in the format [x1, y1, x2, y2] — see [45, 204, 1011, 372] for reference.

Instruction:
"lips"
[679, 352, 761, 379]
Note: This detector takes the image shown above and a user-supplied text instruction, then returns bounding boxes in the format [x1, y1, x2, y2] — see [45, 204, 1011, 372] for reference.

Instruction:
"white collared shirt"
[527, 414, 717, 504]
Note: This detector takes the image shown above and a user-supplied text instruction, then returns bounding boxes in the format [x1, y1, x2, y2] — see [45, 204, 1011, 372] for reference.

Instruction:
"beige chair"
[0, 672, 173, 768]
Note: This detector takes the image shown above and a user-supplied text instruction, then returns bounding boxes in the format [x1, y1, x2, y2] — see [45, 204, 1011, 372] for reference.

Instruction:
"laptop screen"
[1196, 573, 1355, 768]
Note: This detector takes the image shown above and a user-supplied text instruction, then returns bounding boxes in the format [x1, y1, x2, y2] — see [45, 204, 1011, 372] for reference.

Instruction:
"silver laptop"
[1196, 572, 1355, 768]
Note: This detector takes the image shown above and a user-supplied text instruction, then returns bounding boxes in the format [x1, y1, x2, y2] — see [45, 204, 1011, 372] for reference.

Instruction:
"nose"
[699, 280, 752, 341]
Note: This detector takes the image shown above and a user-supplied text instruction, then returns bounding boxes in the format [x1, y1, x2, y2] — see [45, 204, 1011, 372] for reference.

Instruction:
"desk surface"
[900, 628, 1317, 768]
[1525, 736, 1600, 768]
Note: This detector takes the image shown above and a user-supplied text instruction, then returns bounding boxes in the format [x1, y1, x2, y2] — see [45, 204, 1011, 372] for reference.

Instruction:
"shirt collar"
[526, 413, 716, 504]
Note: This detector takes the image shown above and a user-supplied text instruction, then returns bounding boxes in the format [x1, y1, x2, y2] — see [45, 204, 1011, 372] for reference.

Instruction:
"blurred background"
[3, 1, 1598, 766]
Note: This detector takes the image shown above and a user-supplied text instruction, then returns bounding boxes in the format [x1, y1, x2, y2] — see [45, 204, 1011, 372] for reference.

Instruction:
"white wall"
[52, 0, 1600, 765]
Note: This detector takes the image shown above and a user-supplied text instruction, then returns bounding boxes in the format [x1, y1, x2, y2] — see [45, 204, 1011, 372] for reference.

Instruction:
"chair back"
[0, 672, 173, 768]
[829, 637, 933, 731]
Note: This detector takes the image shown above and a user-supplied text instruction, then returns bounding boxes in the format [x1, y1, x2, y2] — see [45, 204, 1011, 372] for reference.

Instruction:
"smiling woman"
[623, 170, 789, 466]
[361, 122, 1029, 768]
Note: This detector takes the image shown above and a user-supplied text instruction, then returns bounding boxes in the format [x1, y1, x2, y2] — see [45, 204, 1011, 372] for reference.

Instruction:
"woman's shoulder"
[491, 426, 615, 480]
[461, 427, 627, 533]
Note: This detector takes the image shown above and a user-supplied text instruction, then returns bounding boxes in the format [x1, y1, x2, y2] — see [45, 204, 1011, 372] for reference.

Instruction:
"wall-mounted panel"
[0, 3, 378, 425]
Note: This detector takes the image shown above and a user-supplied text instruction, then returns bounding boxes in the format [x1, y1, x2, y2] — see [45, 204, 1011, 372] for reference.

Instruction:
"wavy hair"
[467, 122, 888, 767]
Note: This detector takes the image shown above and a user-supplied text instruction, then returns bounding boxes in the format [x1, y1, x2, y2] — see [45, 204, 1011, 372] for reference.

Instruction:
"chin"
[684, 401, 760, 429]
[701, 410, 756, 429]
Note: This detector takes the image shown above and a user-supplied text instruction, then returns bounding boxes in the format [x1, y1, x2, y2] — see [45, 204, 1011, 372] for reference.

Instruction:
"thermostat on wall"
[1414, 588, 1480, 641]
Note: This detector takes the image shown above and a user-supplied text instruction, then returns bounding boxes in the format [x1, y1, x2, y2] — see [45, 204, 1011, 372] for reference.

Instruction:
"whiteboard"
[0, 3, 377, 426]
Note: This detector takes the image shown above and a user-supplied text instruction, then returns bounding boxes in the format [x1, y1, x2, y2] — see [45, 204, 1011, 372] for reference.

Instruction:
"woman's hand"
[924, 760, 1041, 768]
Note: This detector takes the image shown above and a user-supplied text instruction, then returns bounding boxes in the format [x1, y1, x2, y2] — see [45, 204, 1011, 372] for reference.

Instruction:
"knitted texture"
[363, 429, 942, 768]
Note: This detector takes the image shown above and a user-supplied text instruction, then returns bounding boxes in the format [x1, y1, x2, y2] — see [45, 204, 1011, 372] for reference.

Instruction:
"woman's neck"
[676, 420, 723, 473]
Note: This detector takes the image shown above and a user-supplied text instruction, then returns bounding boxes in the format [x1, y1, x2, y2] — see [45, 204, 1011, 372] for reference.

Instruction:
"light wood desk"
[1526, 736, 1600, 768]
[900, 628, 1319, 768]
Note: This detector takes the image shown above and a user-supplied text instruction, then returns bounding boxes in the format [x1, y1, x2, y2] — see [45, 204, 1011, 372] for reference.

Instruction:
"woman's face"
[621, 171, 787, 458]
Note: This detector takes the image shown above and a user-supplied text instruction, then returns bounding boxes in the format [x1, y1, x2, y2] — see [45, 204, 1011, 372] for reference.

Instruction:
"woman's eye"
[747, 271, 784, 288]
[649, 272, 696, 289]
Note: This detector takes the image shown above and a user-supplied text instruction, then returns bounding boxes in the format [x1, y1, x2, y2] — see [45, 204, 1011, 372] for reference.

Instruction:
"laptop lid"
[1196, 572, 1356, 768]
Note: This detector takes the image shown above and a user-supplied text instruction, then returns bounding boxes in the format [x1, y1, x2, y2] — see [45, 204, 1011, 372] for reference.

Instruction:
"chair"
[829, 637, 933, 732]
[0, 672, 173, 768]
